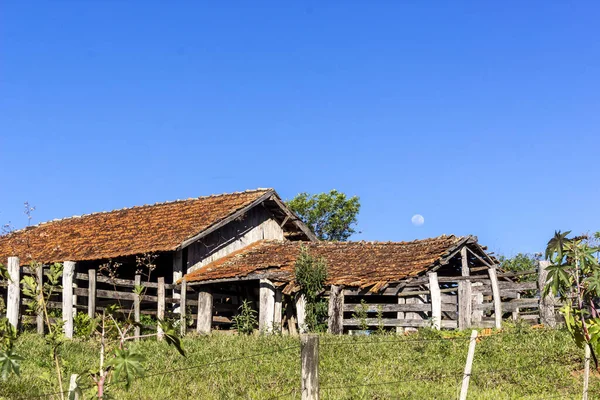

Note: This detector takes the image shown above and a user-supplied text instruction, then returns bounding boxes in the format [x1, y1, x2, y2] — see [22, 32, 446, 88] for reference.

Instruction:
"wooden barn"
[0, 188, 547, 337]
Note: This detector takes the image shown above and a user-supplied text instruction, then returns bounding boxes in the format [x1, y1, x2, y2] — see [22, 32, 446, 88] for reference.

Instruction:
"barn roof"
[183, 235, 475, 292]
[0, 189, 314, 264]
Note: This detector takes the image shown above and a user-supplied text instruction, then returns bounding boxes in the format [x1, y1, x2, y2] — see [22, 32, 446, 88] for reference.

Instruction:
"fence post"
[327, 285, 344, 334]
[88, 269, 96, 319]
[301, 334, 319, 400]
[68, 373, 80, 400]
[36, 264, 44, 334]
[6, 256, 20, 329]
[274, 288, 283, 333]
[583, 343, 591, 400]
[458, 247, 472, 329]
[62, 261, 76, 339]
[180, 279, 187, 337]
[512, 292, 521, 321]
[196, 288, 213, 335]
[459, 329, 478, 400]
[157, 277, 165, 341]
[259, 279, 275, 334]
[134, 274, 141, 339]
[296, 294, 307, 334]
[428, 273, 441, 330]
[538, 260, 557, 328]
[488, 266, 502, 329]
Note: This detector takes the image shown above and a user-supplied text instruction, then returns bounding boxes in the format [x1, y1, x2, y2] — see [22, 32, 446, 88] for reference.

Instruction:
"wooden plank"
[473, 298, 539, 312]
[88, 269, 96, 318]
[157, 277, 165, 340]
[429, 273, 441, 330]
[343, 318, 457, 328]
[36, 264, 44, 334]
[342, 303, 456, 313]
[134, 275, 141, 339]
[6, 257, 20, 329]
[180, 279, 187, 336]
[396, 296, 405, 334]
[259, 279, 275, 334]
[459, 330, 478, 400]
[458, 247, 472, 330]
[327, 285, 344, 335]
[488, 267, 502, 329]
[62, 261, 76, 339]
[538, 260, 556, 327]
[274, 288, 283, 332]
[300, 334, 319, 400]
[197, 289, 213, 335]
[296, 295, 307, 334]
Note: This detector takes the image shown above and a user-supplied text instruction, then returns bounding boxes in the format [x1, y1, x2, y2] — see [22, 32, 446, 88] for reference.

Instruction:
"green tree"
[498, 253, 538, 282]
[287, 190, 360, 241]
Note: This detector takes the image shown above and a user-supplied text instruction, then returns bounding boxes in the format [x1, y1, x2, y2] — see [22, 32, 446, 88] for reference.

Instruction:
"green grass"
[1, 324, 598, 399]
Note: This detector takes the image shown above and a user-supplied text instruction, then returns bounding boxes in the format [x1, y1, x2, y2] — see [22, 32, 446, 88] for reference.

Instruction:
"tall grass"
[1, 325, 597, 399]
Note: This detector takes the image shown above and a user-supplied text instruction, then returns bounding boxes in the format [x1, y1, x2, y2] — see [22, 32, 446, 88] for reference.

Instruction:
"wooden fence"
[1, 257, 561, 338]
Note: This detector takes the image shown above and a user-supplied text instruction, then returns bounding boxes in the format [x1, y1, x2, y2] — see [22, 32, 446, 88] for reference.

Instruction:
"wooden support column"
[259, 279, 275, 334]
[62, 261, 76, 339]
[512, 292, 521, 321]
[396, 292, 405, 334]
[172, 250, 183, 310]
[274, 288, 283, 332]
[471, 283, 483, 327]
[327, 285, 344, 334]
[157, 277, 165, 340]
[488, 266, 502, 329]
[300, 334, 319, 400]
[405, 295, 424, 332]
[180, 279, 187, 336]
[538, 260, 556, 328]
[6, 257, 20, 330]
[36, 264, 44, 334]
[134, 274, 141, 339]
[458, 247, 472, 330]
[88, 269, 96, 319]
[296, 294, 307, 334]
[196, 288, 213, 335]
[428, 273, 441, 330]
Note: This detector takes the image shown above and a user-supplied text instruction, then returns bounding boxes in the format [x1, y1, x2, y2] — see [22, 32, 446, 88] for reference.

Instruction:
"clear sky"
[1, 2, 599, 257]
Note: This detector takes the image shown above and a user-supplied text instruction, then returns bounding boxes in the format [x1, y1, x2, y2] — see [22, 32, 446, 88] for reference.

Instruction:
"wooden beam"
[429, 272, 441, 330]
[269, 195, 318, 242]
[327, 285, 344, 334]
[458, 247, 472, 330]
[6, 257, 20, 329]
[488, 266, 502, 329]
[157, 277, 165, 340]
[180, 279, 187, 336]
[62, 261, 76, 339]
[259, 279, 276, 334]
[134, 274, 141, 339]
[274, 289, 283, 332]
[36, 264, 44, 334]
[196, 289, 213, 335]
[296, 295, 307, 334]
[88, 269, 96, 319]
[538, 260, 556, 327]
[300, 334, 319, 400]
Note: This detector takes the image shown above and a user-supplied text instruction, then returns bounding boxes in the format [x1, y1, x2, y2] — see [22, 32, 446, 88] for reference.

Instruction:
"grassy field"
[1, 324, 598, 399]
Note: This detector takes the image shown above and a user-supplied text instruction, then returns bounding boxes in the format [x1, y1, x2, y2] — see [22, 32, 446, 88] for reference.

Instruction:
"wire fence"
[27, 331, 592, 400]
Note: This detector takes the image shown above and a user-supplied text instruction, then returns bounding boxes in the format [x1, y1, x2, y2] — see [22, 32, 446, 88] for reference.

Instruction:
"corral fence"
[1, 256, 561, 339]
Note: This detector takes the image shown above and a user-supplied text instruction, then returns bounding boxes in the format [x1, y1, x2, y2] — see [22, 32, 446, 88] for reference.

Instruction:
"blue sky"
[1, 2, 599, 256]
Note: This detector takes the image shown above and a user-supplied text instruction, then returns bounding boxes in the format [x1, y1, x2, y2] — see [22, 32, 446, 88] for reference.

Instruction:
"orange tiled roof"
[183, 235, 467, 290]
[0, 189, 273, 264]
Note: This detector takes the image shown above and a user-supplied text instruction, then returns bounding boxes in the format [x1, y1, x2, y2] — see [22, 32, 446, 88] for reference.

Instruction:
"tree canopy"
[286, 190, 360, 241]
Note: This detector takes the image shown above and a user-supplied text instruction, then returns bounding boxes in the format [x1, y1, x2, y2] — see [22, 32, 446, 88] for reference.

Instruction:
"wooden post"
[68, 373, 80, 400]
[512, 292, 521, 321]
[296, 294, 307, 334]
[157, 277, 165, 341]
[538, 260, 556, 328]
[458, 247, 472, 330]
[583, 343, 591, 400]
[62, 261, 76, 339]
[196, 288, 213, 335]
[327, 285, 344, 334]
[259, 279, 275, 334]
[172, 250, 183, 310]
[180, 279, 187, 336]
[428, 273, 441, 330]
[459, 330, 479, 400]
[88, 269, 96, 319]
[134, 274, 141, 339]
[471, 283, 483, 327]
[396, 295, 405, 334]
[488, 266, 502, 329]
[6, 257, 20, 329]
[274, 289, 283, 333]
[36, 264, 44, 334]
[301, 334, 319, 400]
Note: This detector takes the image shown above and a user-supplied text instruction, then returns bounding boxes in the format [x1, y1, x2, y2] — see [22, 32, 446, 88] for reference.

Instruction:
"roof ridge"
[3, 188, 274, 236]
[274, 234, 461, 246]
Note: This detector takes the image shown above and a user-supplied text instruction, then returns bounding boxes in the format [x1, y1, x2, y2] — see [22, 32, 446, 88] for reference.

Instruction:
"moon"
[411, 214, 425, 227]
